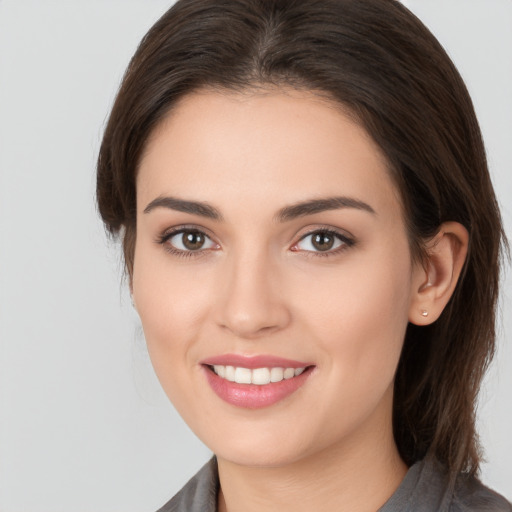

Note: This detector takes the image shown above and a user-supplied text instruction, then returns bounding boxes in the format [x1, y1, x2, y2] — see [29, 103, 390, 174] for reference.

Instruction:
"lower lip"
[202, 366, 313, 409]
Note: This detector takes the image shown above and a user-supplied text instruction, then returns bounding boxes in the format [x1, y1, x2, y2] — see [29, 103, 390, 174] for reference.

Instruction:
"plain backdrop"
[0, 1, 510, 511]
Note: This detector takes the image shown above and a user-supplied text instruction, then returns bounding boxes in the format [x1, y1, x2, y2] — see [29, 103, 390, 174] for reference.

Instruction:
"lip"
[201, 353, 312, 369]
[201, 354, 315, 409]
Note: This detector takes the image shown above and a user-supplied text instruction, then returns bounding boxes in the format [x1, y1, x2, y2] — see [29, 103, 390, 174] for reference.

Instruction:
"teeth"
[234, 367, 252, 384]
[211, 365, 306, 385]
[213, 365, 225, 378]
[225, 365, 236, 382]
[270, 367, 284, 382]
[252, 368, 271, 385]
[283, 368, 295, 379]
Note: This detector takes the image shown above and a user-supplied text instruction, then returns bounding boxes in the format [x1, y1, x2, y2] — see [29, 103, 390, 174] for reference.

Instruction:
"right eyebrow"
[143, 196, 224, 221]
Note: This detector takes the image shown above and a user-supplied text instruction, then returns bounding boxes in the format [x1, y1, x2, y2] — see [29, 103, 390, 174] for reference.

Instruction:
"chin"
[215, 444, 306, 468]
[196, 419, 330, 469]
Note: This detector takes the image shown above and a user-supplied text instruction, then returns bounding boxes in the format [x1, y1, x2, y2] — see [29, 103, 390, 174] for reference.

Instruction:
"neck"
[216, 395, 407, 512]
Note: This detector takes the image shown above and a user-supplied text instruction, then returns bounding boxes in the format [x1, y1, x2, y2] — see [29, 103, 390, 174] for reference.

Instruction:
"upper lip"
[200, 354, 313, 369]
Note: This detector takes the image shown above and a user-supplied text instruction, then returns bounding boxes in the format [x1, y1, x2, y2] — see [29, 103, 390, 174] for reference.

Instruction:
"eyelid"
[155, 224, 355, 258]
[290, 226, 355, 254]
[157, 224, 216, 242]
[169, 231, 217, 250]
[156, 224, 220, 257]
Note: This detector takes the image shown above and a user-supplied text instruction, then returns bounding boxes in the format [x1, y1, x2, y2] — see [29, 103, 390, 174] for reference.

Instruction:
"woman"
[96, 0, 511, 510]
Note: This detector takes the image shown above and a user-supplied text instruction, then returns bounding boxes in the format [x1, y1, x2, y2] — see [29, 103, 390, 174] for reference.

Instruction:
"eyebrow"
[275, 196, 376, 222]
[143, 195, 375, 221]
[143, 196, 224, 220]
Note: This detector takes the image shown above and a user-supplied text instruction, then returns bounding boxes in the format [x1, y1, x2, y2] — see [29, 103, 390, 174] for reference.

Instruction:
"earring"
[421, 310, 428, 317]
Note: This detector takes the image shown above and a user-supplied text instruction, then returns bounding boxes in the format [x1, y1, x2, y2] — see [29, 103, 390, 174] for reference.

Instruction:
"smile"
[211, 365, 305, 385]
[201, 355, 314, 409]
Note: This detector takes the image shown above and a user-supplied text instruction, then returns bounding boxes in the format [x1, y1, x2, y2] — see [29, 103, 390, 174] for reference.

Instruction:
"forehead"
[136, 87, 402, 219]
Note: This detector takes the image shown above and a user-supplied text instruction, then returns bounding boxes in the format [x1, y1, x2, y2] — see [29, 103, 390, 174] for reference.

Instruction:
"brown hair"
[96, 0, 507, 476]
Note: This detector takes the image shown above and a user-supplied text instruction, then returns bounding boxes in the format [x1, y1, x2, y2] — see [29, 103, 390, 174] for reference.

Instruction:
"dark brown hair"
[97, 0, 507, 476]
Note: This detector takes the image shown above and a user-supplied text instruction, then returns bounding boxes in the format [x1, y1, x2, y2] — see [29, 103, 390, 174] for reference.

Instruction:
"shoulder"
[380, 456, 511, 512]
[450, 474, 512, 512]
[156, 457, 219, 512]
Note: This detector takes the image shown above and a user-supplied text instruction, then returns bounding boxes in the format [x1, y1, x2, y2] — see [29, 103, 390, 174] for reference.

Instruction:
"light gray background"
[0, 1, 510, 511]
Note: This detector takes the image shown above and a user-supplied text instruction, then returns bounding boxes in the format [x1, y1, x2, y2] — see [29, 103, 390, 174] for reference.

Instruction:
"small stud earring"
[421, 310, 429, 317]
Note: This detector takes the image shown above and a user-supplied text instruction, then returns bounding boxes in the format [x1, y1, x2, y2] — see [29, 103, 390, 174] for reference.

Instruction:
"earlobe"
[409, 221, 469, 326]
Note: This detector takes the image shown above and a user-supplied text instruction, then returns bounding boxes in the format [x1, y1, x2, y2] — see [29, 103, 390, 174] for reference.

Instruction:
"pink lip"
[201, 353, 311, 369]
[200, 355, 315, 409]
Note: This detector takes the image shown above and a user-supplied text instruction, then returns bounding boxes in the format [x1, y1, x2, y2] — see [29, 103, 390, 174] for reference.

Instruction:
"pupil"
[312, 233, 334, 251]
[183, 232, 204, 250]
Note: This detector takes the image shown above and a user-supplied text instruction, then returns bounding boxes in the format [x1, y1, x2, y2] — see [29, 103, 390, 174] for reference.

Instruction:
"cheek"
[295, 248, 412, 385]
[132, 254, 216, 424]
[286, 256, 412, 439]
[131, 247, 213, 372]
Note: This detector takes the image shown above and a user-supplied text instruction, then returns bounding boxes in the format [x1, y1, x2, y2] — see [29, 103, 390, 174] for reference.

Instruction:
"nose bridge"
[215, 243, 290, 338]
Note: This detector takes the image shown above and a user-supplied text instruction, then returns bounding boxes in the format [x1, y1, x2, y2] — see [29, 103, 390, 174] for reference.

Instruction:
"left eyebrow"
[275, 196, 376, 222]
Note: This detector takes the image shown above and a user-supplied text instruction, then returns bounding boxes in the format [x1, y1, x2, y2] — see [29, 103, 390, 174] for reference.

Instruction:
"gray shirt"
[157, 457, 511, 511]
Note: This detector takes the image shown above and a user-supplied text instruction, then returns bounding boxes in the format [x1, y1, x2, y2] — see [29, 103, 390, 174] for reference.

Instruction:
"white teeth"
[213, 365, 225, 378]
[211, 365, 306, 385]
[225, 365, 236, 382]
[234, 367, 252, 384]
[270, 367, 284, 382]
[251, 368, 271, 385]
[283, 368, 295, 379]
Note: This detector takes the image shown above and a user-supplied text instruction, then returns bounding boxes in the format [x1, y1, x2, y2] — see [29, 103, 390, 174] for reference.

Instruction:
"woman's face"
[133, 88, 424, 467]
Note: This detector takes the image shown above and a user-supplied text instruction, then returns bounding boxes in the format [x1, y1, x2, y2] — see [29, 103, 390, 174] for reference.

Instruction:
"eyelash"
[156, 227, 217, 259]
[293, 228, 355, 258]
[156, 226, 355, 259]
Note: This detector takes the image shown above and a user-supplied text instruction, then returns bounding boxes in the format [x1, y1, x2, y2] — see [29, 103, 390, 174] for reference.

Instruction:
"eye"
[293, 229, 353, 254]
[161, 229, 218, 253]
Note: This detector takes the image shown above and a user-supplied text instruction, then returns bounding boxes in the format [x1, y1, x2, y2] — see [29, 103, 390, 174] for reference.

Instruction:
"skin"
[132, 88, 468, 512]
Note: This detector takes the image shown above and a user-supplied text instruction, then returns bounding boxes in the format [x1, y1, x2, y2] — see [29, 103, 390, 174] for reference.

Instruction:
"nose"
[214, 250, 291, 339]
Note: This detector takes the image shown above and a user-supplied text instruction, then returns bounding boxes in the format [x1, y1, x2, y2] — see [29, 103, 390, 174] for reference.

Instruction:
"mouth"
[200, 356, 315, 409]
[207, 364, 307, 385]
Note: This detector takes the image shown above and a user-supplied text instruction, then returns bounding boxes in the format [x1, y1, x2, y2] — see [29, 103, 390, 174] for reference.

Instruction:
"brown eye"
[311, 233, 335, 251]
[165, 229, 217, 252]
[294, 229, 352, 254]
[182, 231, 205, 250]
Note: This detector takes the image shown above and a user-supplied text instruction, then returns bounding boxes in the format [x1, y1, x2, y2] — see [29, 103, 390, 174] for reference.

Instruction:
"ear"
[409, 221, 469, 326]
